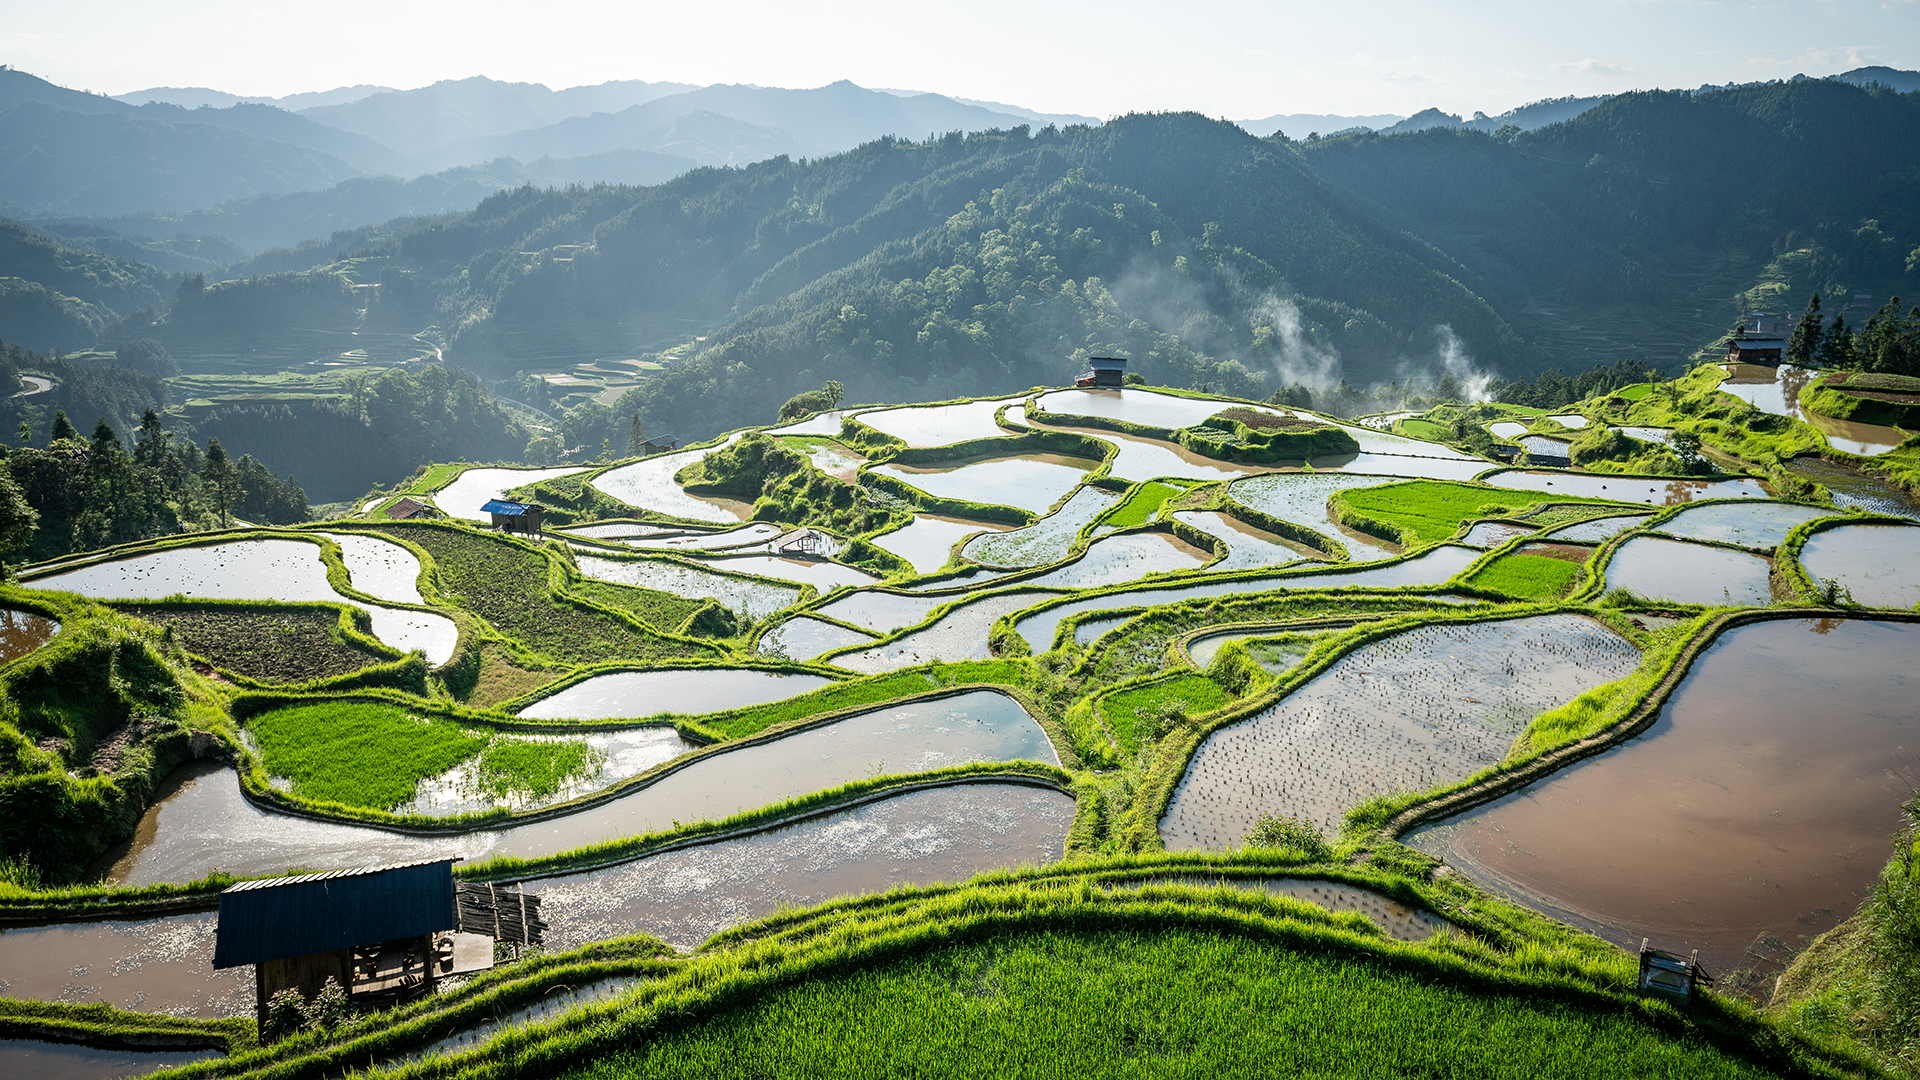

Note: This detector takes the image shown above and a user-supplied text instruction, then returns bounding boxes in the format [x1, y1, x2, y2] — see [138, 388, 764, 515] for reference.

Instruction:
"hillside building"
[1075, 356, 1128, 388]
[1725, 338, 1786, 364]
[482, 499, 544, 534]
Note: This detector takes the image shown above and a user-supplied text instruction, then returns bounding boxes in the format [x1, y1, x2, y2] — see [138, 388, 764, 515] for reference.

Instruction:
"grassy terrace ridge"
[182, 873, 1875, 1080]
[1330, 479, 1632, 548]
[0, 998, 252, 1054]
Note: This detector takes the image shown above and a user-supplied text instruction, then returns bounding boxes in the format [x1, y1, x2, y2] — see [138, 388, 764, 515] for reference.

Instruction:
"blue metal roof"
[481, 499, 533, 516]
[1088, 356, 1128, 370]
[213, 858, 457, 968]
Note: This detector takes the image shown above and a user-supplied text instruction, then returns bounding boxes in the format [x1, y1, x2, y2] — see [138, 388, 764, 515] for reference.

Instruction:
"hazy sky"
[2, 0, 1914, 119]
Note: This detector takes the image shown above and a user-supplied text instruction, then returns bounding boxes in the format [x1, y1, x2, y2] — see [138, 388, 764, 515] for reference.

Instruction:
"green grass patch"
[1397, 418, 1452, 440]
[1099, 674, 1228, 758]
[115, 603, 395, 683]
[1101, 482, 1182, 529]
[1462, 553, 1586, 600]
[1336, 481, 1623, 547]
[569, 580, 711, 634]
[246, 703, 486, 810]
[689, 662, 1027, 739]
[378, 525, 704, 664]
[1613, 383, 1654, 400]
[558, 927, 1796, 1080]
[401, 463, 467, 496]
[471, 737, 604, 805]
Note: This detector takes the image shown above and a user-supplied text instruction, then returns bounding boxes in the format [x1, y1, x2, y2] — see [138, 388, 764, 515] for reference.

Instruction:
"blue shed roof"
[213, 858, 457, 968]
[1088, 356, 1128, 370]
[481, 499, 533, 516]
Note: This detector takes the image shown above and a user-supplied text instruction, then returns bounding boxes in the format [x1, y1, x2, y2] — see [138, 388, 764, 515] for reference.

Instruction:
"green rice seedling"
[1337, 481, 1623, 547]
[115, 603, 396, 683]
[470, 737, 605, 805]
[568, 581, 711, 633]
[558, 928, 1802, 1079]
[1101, 482, 1182, 529]
[246, 703, 486, 810]
[1463, 553, 1586, 600]
[696, 662, 1026, 739]
[1100, 674, 1228, 757]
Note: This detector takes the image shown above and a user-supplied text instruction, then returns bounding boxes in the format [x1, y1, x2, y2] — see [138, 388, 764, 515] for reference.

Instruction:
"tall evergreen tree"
[202, 438, 237, 527]
[1787, 292, 1823, 366]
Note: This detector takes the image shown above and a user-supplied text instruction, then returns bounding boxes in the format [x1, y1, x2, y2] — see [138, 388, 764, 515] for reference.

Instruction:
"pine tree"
[49, 411, 77, 443]
[203, 438, 236, 527]
[1787, 292, 1823, 366]
[626, 413, 645, 455]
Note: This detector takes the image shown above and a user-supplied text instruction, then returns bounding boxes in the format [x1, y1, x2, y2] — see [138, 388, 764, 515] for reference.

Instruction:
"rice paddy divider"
[0, 999, 251, 1055]
[1774, 511, 1916, 604]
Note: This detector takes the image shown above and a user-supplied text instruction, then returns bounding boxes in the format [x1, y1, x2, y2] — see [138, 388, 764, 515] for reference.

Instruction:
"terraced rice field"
[961, 486, 1120, 567]
[1161, 615, 1641, 847]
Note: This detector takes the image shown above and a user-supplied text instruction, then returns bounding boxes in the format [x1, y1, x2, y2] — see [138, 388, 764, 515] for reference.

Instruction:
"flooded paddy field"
[1459, 522, 1536, 548]
[1408, 618, 1918, 984]
[0, 904, 249, 1016]
[1797, 523, 1920, 608]
[516, 668, 836, 720]
[1014, 532, 1212, 591]
[832, 593, 1066, 673]
[532, 782, 1075, 952]
[433, 467, 587, 522]
[1549, 415, 1591, 429]
[0, 607, 58, 664]
[765, 410, 848, 436]
[693, 553, 878, 591]
[1072, 614, 1133, 646]
[1015, 546, 1483, 652]
[871, 514, 1006, 574]
[1485, 470, 1769, 505]
[1519, 435, 1571, 459]
[870, 453, 1097, 514]
[1781, 456, 1920, 517]
[1025, 420, 1266, 483]
[1615, 426, 1675, 446]
[1720, 363, 1909, 456]
[1335, 425, 1480, 462]
[618, 522, 784, 552]
[1652, 501, 1836, 551]
[1173, 510, 1314, 571]
[318, 531, 426, 602]
[1308, 452, 1493, 482]
[1032, 388, 1278, 430]
[853, 395, 1027, 446]
[1546, 514, 1651, 543]
[811, 589, 947, 634]
[1487, 422, 1529, 441]
[1227, 473, 1401, 560]
[1160, 615, 1641, 849]
[1603, 536, 1773, 606]
[1185, 631, 1323, 673]
[961, 487, 1120, 567]
[109, 692, 1057, 885]
[590, 437, 751, 523]
[759, 616, 878, 662]
[25, 538, 457, 663]
[573, 554, 800, 619]
[0, 1039, 220, 1077]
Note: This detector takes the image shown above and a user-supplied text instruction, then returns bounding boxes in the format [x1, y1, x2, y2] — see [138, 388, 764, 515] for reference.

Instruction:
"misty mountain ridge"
[112, 83, 396, 111]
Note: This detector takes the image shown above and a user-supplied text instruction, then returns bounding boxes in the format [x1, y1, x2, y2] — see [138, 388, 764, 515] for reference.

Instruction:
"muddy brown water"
[107, 691, 1059, 886]
[1408, 618, 1918, 990]
[0, 1040, 220, 1078]
[0, 608, 58, 664]
[0, 903, 250, 1017]
[1603, 536, 1773, 606]
[1720, 364, 1910, 456]
[1160, 615, 1642, 849]
[1798, 523, 1920, 609]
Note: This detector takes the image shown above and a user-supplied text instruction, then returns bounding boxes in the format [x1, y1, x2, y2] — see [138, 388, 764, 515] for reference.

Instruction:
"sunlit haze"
[3, 0, 1914, 120]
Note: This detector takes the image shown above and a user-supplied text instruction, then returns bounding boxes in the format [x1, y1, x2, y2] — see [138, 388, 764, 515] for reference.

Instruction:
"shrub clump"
[1245, 812, 1332, 859]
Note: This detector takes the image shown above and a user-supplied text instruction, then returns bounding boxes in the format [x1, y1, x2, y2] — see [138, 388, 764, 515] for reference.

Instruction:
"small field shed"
[636, 433, 679, 455]
[1725, 338, 1787, 364]
[1075, 356, 1128, 387]
[482, 499, 545, 534]
[213, 859, 542, 1027]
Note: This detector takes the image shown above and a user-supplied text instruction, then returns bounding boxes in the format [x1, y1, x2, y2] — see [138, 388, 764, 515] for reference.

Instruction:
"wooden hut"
[213, 859, 544, 1028]
[384, 497, 428, 520]
[482, 499, 544, 534]
[1075, 356, 1128, 388]
[1725, 337, 1787, 364]
[637, 434, 679, 456]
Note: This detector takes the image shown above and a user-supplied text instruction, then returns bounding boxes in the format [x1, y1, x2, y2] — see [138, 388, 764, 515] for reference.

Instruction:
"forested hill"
[408, 112, 1525, 438]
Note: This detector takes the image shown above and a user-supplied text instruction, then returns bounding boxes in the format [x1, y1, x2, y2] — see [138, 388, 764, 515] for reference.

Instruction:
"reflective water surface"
[1604, 536, 1773, 606]
[1409, 618, 1918, 987]
[433, 467, 588, 522]
[517, 668, 835, 720]
[1798, 523, 1920, 609]
[871, 454, 1097, 515]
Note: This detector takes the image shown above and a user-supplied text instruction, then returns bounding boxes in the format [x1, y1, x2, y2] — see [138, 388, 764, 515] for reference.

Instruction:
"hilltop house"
[1075, 356, 1128, 388]
[1726, 338, 1787, 365]
[482, 499, 544, 534]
